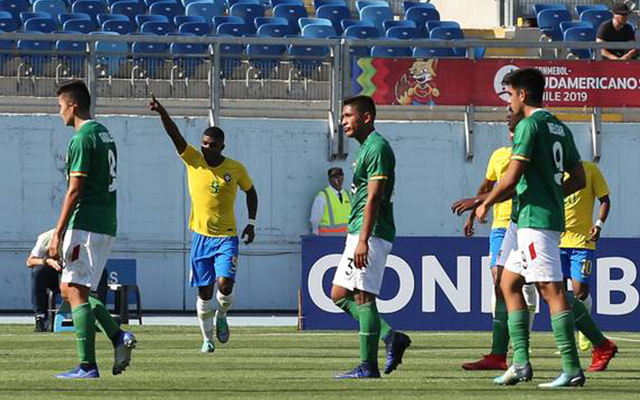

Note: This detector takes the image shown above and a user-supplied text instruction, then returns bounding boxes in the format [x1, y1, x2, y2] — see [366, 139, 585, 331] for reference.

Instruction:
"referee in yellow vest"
[310, 167, 351, 236]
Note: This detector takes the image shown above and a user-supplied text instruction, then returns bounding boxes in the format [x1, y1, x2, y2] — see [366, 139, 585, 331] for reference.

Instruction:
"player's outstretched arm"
[475, 160, 526, 223]
[451, 178, 495, 216]
[148, 95, 187, 154]
[49, 176, 86, 261]
[563, 162, 586, 197]
[241, 186, 258, 244]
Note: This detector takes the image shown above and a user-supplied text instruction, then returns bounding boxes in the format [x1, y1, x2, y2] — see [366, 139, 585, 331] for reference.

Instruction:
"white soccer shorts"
[496, 222, 518, 267]
[332, 234, 393, 295]
[504, 227, 563, 283]
[61, 229, 114, 288]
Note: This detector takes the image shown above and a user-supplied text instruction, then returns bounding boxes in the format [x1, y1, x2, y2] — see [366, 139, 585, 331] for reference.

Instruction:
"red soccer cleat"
[462, 354, 507, 371]
[587, 339, 618, 372]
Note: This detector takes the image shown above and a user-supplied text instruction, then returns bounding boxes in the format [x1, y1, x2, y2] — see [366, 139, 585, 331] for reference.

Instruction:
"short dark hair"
[502, 68, 545, 106]
[327, 167, 343, 177]
[203, 126, 224, 141]
[343, 95, 376, 119]
[508, 111, 525, 133]
[56, 80, 91, 112]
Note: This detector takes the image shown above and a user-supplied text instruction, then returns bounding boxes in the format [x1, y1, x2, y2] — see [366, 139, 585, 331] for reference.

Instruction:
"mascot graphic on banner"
[395, 59, 440, 105]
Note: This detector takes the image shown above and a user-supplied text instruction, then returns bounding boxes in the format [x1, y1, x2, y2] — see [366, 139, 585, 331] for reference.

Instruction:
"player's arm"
[26, 254, 62, 271]
[241, 185, 258, 244]
[451, 178, 495, 216]
[49, 176, 85, 261]
[148, 95, 187, 154]
[354, 179, 385, 269]
[590, 195, 611, 242]
[562, 162, 586, 197]
[475, 160, 527, 223]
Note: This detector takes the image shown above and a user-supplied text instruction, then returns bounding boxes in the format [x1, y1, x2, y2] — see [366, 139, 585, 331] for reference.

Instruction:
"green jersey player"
[331, 96, 411, 379]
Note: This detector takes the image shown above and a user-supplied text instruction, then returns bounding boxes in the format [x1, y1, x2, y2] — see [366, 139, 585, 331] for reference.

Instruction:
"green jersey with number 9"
[66, 120, 117, 236]
[510, 109, 581, 232]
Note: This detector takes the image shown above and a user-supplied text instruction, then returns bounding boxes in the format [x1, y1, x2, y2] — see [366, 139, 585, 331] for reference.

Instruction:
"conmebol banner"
[352, 58, 640, 107]
[301, 236, 640, 331]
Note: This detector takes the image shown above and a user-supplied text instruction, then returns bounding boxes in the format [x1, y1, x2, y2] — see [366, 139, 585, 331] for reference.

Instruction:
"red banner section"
[353, 58, 640, 107]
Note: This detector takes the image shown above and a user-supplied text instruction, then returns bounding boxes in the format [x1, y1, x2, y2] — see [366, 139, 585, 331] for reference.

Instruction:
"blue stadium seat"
[0, 10, 19, 31]
[430, 26, 465, 56]
[178, 21, 210, 35]
[0, 37, 15, 71]
[360, 5, 393, 37]
[271, 0, 303, 6]
[256, 22, 293, 37]
[576, 4, 608, 17]
[413, 42, 456, 58]
[33, 0, 67, 20]
[136, 14, 170, 28]
[316, 4, 350, 35]
[214, 15, 243, 30]
[56, 33, 87, 76]
[371, 42, 412, 58]
[302, 23, 335, 37]
[216, 21, 251, 36]
[174, 14, 206, 27]
[98, 13, 128, 26]
[289, 23, 334, 76]
[72, 0, 108, 24]
[111, 1, 144, 23]
[64, 18, 96, 33]
[403, 1, 434, 13]
[20, 11, 51, 24]
[383, 19, 415, 33]
[169, 33, 206, 77]
[425, 20, 459, 35]
[405, 5, 439, 37]
[314, 0, 345, 9]
[228, 0, 259, 7]
[211, 33, 244, 77]
[230, 3, 264, 32]
[103, 18, 136, 34]
[386, 26, 419, 40]
[580, 9, 612, 31]
[537, 8, 571, 41]
[186, 2, 224, 29]
[95, 36, 128, 77]
[0, 0, 30, 21]
[344, 25, 378, 57]
[532, 3, 566, 16]
[246, 41, 285, 78]
[132, 37, 169, 78]
[355, 0, 387, 14]
[141, 20, 175, 35]
[145, 0, 179, 7]
[149, 2, 185, 23]
[564, 26, 595, 59]
[559, 20, 591, 34]
[181, 0, 206, 8]
[25, 17, 57, 33]
[256, 16, 288, 30]
[298, 17, 331, 32]
[341, 18, 373, 32]
[18, 32, 55, 75]
[273, 4, 307, 34]
[59, 12, 91, 25]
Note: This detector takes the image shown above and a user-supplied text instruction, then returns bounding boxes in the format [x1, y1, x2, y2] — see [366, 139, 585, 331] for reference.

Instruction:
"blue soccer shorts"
[189, 233, 238, 287]
[560, 248, 595, 284]
[489, 228, 507, 268]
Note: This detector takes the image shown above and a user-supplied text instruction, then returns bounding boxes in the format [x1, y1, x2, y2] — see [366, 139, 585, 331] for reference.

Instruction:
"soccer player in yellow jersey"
[149, 96, 258, 353]
[560, 161, 611, 351]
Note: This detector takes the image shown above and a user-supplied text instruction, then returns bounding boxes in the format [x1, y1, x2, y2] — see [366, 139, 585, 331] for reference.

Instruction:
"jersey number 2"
[108, 149, 117, 192]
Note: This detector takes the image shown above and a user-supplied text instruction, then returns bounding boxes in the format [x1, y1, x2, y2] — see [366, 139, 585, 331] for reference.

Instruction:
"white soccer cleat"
[215, 310, 230, 343]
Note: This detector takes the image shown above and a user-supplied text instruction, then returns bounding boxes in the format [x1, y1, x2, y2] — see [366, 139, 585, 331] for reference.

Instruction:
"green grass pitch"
[0, 325, 638, 399]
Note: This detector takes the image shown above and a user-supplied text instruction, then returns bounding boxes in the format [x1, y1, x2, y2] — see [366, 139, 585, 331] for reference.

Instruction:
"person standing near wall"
[26, 229, 61, 332]
[309, 167, 351, 236]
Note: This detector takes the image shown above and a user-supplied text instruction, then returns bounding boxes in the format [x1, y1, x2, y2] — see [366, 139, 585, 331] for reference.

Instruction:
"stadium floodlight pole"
[87, 39, 97, 116]
[210, 42, 222, 128]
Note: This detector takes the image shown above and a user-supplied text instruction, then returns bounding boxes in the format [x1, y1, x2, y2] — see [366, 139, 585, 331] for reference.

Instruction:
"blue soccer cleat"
[493, 362, 533, 385]
[215, 310, 230, 344]
[201, 340, 215, 353]
[55, 366, 100, 379]
[335, 362, 381, 379]
[384, 332, 411, 374]
[539, 370, 586, 388]
[113, 331, 137, 375]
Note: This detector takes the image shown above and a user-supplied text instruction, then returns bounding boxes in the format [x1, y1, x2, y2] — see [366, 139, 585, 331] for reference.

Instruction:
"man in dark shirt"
[596, 3, 637, 60]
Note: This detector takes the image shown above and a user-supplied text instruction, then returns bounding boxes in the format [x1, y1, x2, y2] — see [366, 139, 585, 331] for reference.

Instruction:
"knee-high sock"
[88, 296, 120, 341]
[581, 293, 592, 313]
[216, 291, 233, 317]
[522, 284, 538, 331]
[508, 309, 530, 365]
[334, 297, 393, 342]
[71, 303, 96, 365]
[358, 302, 380, 364]
[197, 297, 214, 342]
[551, 311, 581, 375]
[569, 293, 605, 346]
[491, 296, 509, 355]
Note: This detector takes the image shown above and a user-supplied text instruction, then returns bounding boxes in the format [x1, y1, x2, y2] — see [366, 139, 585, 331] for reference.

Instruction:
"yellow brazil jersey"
[180, 145, 253, 237]
[485, 146, 513, 229]
[561, 161, 610, 250]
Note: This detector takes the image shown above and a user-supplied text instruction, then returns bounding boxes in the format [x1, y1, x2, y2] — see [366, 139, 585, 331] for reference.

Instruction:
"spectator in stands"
[596, 3, 638, 60]
[309, 167, 351, 236]
[26, 229, 62, 332]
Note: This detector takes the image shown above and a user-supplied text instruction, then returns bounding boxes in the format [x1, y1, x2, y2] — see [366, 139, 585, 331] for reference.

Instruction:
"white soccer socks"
[522, 284, 538, 331]
[197, 297, 215, 342]
[216, 291, 234, 317]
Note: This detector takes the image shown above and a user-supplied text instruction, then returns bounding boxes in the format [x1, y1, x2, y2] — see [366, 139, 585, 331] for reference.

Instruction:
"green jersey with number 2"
[66, 120, 117, 236]
[511, 109, 581, 232]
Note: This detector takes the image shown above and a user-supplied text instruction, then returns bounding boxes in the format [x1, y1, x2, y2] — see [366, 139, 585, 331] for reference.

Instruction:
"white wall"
[1, 114, 638, 311]
[429, 0, 501, 29]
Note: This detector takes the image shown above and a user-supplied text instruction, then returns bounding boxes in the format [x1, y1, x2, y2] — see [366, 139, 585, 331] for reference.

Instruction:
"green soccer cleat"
[493, 363, 533, 386]
[539, 370, 586, 388]
[201, 340, 215, 353]
[216, 310, 230, 343]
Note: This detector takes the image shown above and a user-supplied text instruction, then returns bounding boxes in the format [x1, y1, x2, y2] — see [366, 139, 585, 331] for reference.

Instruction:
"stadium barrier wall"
[1, 114, 639, 311]
[301, 236, 640, 331]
